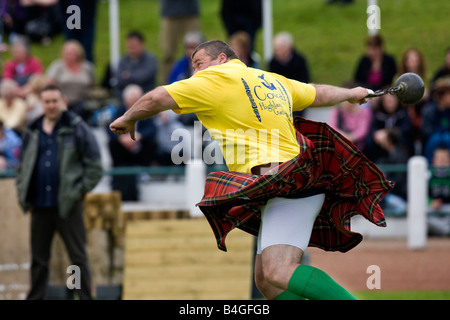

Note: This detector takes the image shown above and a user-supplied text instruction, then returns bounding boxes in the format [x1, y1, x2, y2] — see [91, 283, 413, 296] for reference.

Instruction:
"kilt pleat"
[197, 117, 394, 252]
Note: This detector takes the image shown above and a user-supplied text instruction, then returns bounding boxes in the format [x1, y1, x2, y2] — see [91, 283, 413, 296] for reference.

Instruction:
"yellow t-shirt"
[164, 59, 316, 173]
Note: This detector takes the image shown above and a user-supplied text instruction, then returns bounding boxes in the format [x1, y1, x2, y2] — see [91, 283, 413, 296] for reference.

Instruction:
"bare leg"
[254, 254, 284, 299]
[259, 245, 304, 297]
[254, 195, 325, 299]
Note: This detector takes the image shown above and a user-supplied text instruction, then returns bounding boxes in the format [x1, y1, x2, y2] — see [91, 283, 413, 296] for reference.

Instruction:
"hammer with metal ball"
[365, 72, 425, 104]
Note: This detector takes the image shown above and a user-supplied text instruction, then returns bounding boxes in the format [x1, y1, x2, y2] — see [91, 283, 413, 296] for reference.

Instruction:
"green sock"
[272, 291, 305, 300]
[287, 265, 357, 300]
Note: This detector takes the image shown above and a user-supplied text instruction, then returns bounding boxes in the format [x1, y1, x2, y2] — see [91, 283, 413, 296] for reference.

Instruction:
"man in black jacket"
[16, 84, 103, 300]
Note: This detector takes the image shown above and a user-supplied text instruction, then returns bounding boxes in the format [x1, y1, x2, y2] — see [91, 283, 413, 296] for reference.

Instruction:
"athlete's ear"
[218, 52, 228, 64]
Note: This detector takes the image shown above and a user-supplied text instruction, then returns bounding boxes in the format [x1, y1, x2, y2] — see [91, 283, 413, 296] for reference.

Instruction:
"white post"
[186, 122, 206, 218]
[407, 156, 428, 250]
[262, 0, 273, 63]
[109, 0, 120, 73]
[367, 0, 379, 36]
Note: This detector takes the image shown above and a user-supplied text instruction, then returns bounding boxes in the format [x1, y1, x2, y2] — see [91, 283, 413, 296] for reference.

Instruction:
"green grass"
[354, 290, 450, 300]
[2, 0, 449, 86]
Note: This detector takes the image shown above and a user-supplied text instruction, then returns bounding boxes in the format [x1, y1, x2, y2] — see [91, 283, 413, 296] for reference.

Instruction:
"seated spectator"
[24, 74, 49, 125]
[328, 82, 372, 151]
[398, 47, 427, 90]
[397, 47, 429, 154]
[2, 36, 43, 97]
[167, 31, 204, 126]
[376, 128, 409, 216]
[168, 31, 204, 84]
[46, 39, 95, 122]
[363, 92, 414, 163]
[269, 31, 310, 117]
[229, 30, 261, 69]
[1, 0, 29, 41]
[114, 31, 158, 100]
[0, 120, 22, 172]
[354, 34, 397, 91]
[21, 0, 62, 45]
[106, 84, 157, 201]
[431, 47, 450, 90]
[154, 110, 186, 166]
[269, 31, 310, 83]
[328, 100, 372, 151]
[427, 146, 450, 236]
[0, 79, 28, 135]
[422, 76, 450, 163]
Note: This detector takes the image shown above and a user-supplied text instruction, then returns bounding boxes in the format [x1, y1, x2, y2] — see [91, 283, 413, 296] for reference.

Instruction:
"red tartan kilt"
[197, 116, 394, 253]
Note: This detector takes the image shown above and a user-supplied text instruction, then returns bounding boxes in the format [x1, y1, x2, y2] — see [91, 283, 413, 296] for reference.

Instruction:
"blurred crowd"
[1, 0, 450, 232]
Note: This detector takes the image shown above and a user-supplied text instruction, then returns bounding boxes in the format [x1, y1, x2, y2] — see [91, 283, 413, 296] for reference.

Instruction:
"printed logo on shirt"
[241, 73, 292, 122]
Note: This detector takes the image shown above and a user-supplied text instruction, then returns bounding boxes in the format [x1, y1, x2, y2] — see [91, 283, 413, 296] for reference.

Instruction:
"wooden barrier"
[0, 179, 30, 300]
[122, 218, 254, 300]
[123, 209, 189, 222]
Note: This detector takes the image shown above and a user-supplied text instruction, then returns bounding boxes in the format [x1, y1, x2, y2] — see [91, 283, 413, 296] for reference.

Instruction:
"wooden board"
[0, 179, 30, 300]
[122, 218, 254, 300]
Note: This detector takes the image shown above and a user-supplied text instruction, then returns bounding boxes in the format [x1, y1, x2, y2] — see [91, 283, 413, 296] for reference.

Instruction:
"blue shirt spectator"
[0, 120, 22, 171]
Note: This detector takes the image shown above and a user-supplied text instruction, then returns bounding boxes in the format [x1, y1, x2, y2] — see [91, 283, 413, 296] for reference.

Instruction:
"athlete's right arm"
[109, 86, 180, 140]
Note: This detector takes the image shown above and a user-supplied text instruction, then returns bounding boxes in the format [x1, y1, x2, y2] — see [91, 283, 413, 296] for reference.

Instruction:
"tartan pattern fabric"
[197, 117, 394, 253]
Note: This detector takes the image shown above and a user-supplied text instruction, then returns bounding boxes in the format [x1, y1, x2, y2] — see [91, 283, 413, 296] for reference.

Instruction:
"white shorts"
[256, 193, 326, 254]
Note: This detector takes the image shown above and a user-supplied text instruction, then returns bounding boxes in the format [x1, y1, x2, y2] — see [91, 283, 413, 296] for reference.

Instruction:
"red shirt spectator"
[2, 37, 43, 97]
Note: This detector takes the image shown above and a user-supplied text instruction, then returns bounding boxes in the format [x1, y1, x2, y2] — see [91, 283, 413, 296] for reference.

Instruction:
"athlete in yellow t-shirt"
[110, 40, 384, 300]
[164, 58, 315, 173]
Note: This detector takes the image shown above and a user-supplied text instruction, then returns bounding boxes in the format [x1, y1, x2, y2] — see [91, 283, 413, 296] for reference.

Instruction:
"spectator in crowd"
[363, 92, 414, 163]
[422, 76, 450, 163]
[0, 79, 28, 135]
[397, 47, 428, 154]
[427, 146, 450, 236]
[2, 36, 43, 97]
[0, 0, 35, 41]
[58, 0, 98, 63]
[24, 74, 49, 125]
[20, 0, 62, 45]
[15, 84, 102, 300]
[168, 31, 204, 84]
[115, 31, 158, 100]
[160, 0, 200, 84]
[167, 31, 204, 127]
[1, 0, 61, 45]
[431, 47, 450, 97]
[46, 39, 95, 122]
[269, 31, 310, 117]
[398, 47, 427, 85]
[0, 119, 22, 172]
[328, 83, 372, 151]
[375, 128, 409, 216]
[107, 84, 158, 201]
[220, 0, 261, 52]
[432, 47, 450, 85]
[229, 30, 261, 69]
[154, 110, 186, 166]
[354, 34, 397, 91]
[269, 31, 310, 83]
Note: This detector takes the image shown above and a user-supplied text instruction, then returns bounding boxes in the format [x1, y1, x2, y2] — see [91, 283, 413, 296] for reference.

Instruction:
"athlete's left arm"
[309, 84, 370, 107]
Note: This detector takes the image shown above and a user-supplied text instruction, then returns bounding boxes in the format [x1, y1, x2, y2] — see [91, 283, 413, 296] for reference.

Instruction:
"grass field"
[2, 0, 449, 87]
[354, 290, 450, 300]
